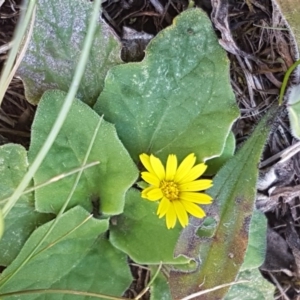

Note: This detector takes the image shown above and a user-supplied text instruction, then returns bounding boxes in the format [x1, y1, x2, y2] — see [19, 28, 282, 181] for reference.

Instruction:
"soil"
[1, 0, 300, 299]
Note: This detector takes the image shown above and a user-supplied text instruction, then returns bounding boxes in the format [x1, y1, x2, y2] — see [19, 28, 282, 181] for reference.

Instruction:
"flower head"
[139, 153, 213, 229]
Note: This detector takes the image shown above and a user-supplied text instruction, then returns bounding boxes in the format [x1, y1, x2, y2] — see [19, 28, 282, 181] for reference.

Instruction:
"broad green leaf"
[168, 105, 278, 299]
[225, 210, 271, 299]
[278, 60, 300, 139]
[273, 0, 300, 50]
[196, 216, 217, 238]
[28, 90, 138, 215]
[0, 209, 3, 240]
[206, 132, 235, 175]
[224, 268, 275, 300]
[273, 2, 300, 139]
[150, 266, 172, 300]
[94, 8, 239, 163]
[0, 206, 108, 295]
[241, 209, 267, 271]
[33, 237, 132, 300]
[0, 144, 53, 266]
[17, 0, 122, 106]
[287, 84, 300, 138]
[110, 189, 193, 267]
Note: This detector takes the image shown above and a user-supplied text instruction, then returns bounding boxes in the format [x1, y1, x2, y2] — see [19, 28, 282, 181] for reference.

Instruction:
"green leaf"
[34, 237, 132, 300]
[110, 189, 193, 267]
[0, 206, 108, 295]
[287, 84, 300, 138]
[0, 209, 3, 240]
[150, 266, 172, 300]
[206, 132, 235, 175]
[274, 0, 300, 50]
[196, 216, 217, 238]
[224, 210, 271, 299]
[17, 0, 122, 106]
[277, 60, 300, 138]
[28, 90, 138, 215]
[224, 210, 270, 299]
[224, 268, 275, 300]
[241, 209, 267, 271]
[94, 8, 239, 163]
[168, 105, 278, 299]
[0, 144, 53, 266]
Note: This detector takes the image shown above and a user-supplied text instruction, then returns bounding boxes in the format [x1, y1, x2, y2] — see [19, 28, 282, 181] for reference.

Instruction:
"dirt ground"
[1, 0, 300, 299]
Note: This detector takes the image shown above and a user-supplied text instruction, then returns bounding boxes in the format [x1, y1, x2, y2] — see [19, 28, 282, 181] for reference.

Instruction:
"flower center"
[160, 180, 179, 201]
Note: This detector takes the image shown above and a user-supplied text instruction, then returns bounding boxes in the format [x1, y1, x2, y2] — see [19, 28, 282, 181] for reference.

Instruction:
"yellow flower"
[139, 153, 213, 229]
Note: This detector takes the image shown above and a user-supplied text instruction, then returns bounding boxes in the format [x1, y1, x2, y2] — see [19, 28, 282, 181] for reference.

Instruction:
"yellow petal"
[142, 187, 163, 201]
[178, 163, 207, 184]
[173, 200, 189, 228]
[179, 192, 213, 204]
[141, 171, 160, 186]
[179, 179, 213, 192]
[181, 200, 206, 218]
[141, 186, 153, 195]
[174, 153, 196, 182]
[139, 153, 155, 174]
[150, 154, 166, 181]
[166, 202, 177, 229]
[157, 197, 170, 218]
[165, 154, 177, 181]
[141, 186, 155, 199]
